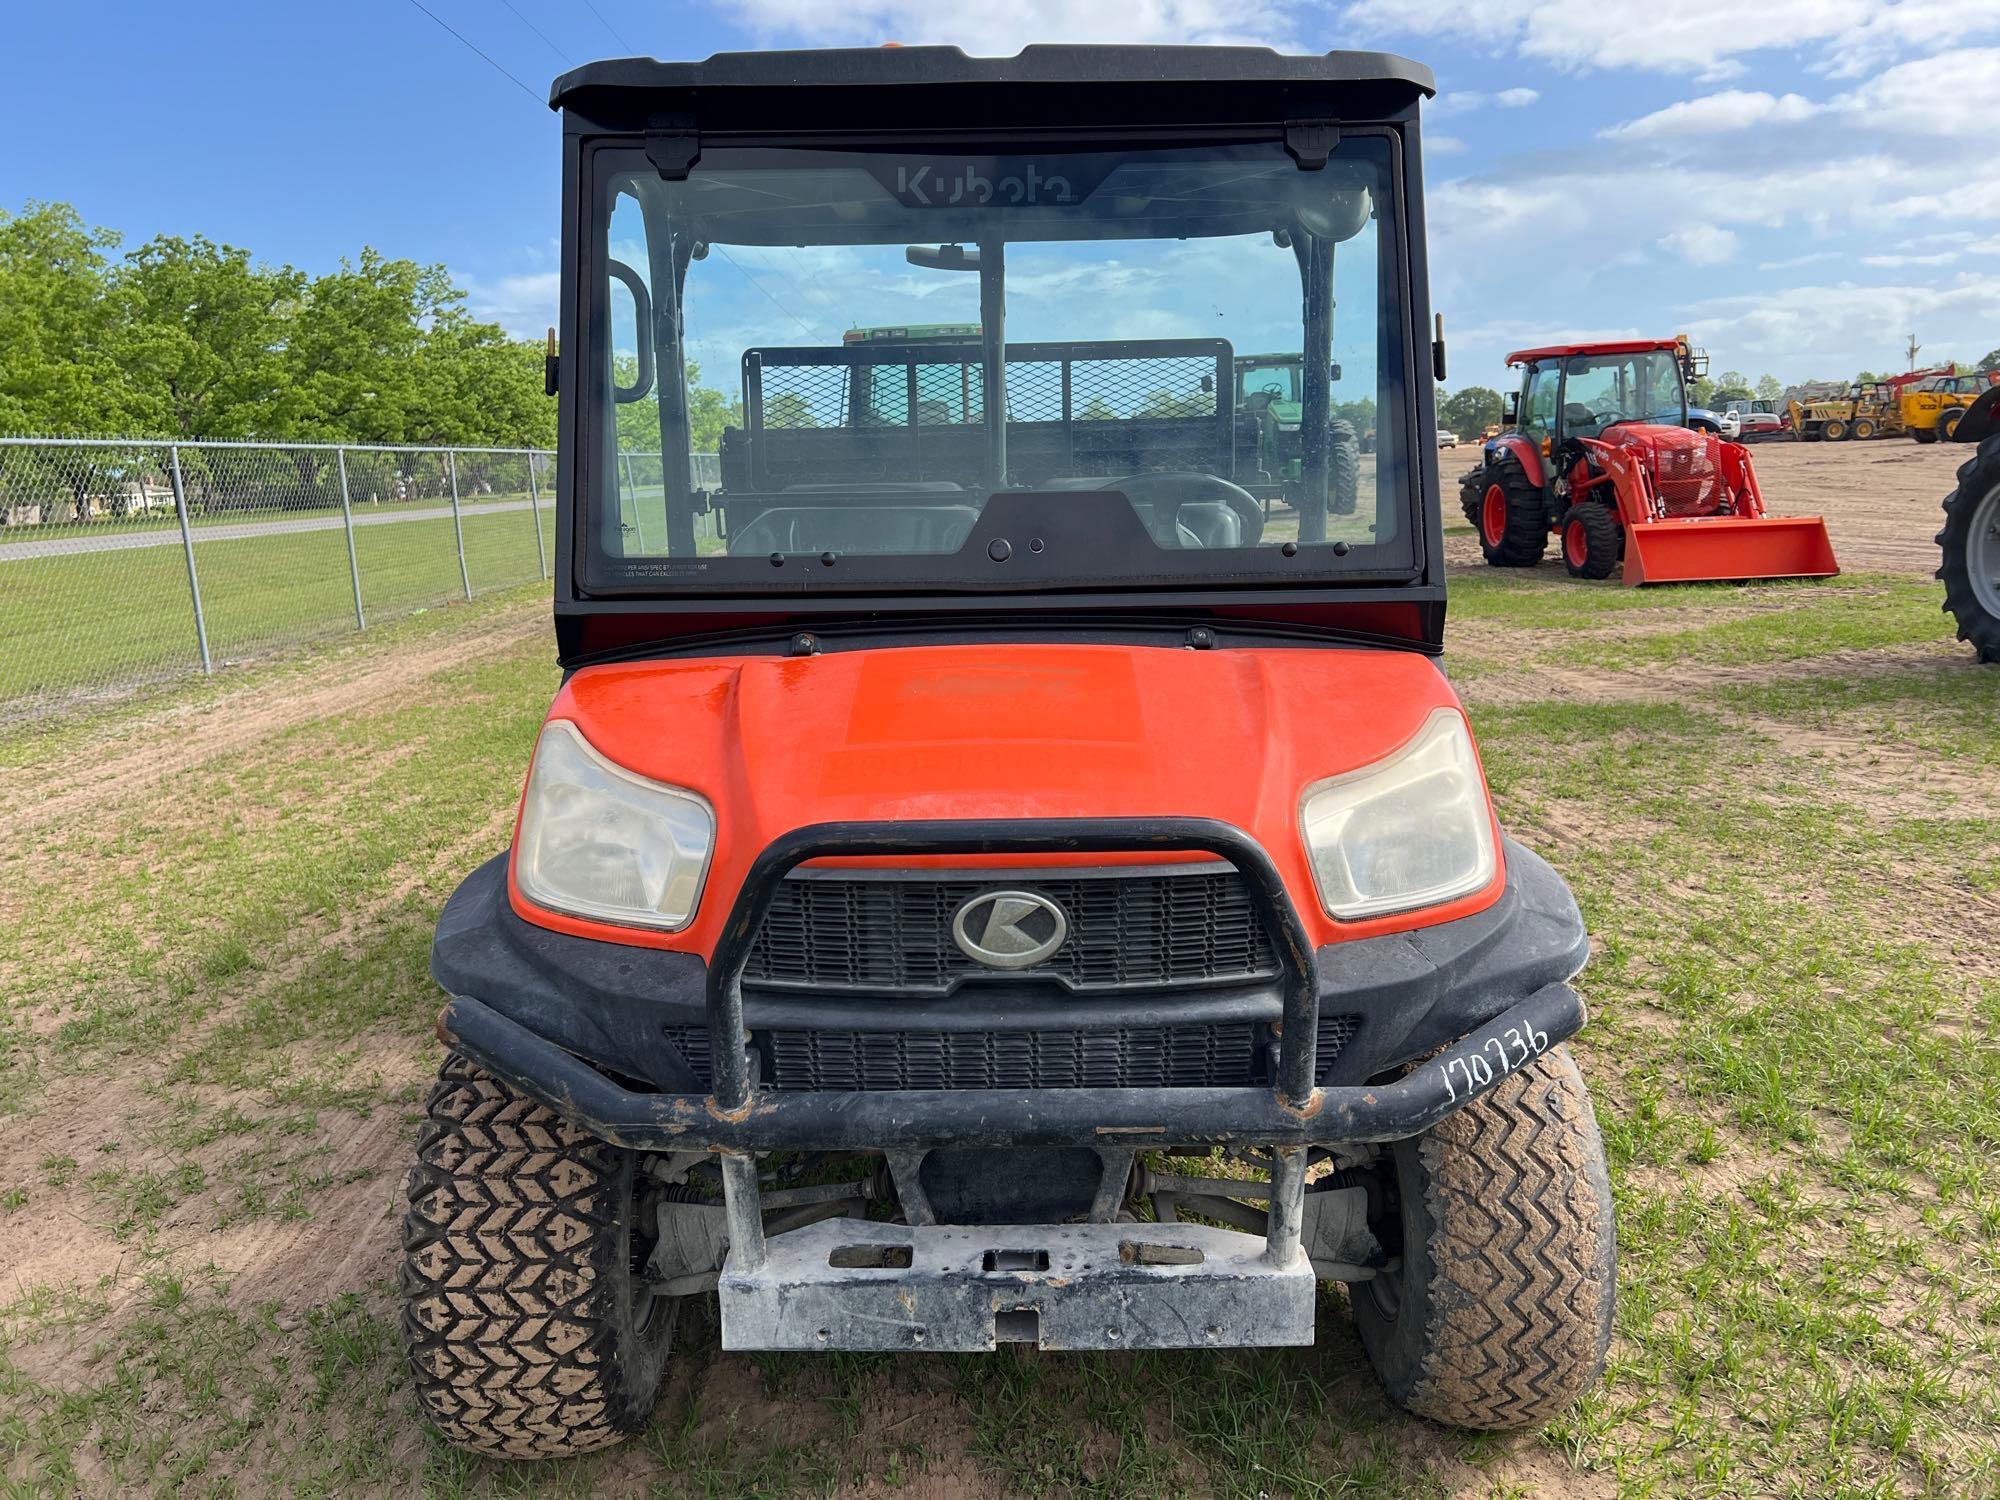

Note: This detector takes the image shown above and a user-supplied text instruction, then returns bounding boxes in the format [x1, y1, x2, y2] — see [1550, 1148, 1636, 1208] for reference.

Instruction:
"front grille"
[663, 1015, 1359, 1093]
[1653, 438, 1720, 516]
[743, 867, 1279, 996]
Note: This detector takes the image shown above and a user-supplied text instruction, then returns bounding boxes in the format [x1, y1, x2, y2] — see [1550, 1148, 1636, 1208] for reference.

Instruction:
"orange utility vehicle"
[1462, 338, 1838, 584]
[401, 46, 1615, 1458]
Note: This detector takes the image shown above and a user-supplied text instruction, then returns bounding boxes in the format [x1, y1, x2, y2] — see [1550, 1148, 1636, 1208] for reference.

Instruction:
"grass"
[0, 500, 551, 706]
[1, 558, 1997, 1495]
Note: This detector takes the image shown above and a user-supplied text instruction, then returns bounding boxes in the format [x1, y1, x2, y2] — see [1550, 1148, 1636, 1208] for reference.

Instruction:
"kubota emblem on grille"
[950, 890, 1069, 970]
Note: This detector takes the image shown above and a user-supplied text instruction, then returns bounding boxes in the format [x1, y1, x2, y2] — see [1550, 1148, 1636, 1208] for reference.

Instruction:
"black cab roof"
[550, 46, 1435, 110]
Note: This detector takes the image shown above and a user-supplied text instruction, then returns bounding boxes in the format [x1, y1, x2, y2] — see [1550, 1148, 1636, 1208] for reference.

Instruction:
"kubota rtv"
[400, 45, 1616, 1458]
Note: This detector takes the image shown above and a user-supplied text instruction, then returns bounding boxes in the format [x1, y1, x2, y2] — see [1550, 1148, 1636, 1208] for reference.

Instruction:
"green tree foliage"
[1438, 386, 1501, 437]
[1710, 370, 1754, 403]
[0, 202, 148, 436]
[1755, 374, 1783, 401]
[0, 198, 710, 451]
[119, 234, 301, 439]
[614, 359, 742, 452]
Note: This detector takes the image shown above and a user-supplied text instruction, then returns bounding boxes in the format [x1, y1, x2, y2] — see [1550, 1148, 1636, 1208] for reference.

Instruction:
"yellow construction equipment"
[1903, 371, 1997, 443]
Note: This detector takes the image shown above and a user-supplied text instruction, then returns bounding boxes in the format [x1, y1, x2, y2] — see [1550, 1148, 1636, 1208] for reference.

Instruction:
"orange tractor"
[1461, 338, 1839, 584]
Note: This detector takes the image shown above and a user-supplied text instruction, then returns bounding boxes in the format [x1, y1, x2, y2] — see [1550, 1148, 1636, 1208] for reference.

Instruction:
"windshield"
[1559, 350, 1685, 437]
[583, 136, 1411, 593]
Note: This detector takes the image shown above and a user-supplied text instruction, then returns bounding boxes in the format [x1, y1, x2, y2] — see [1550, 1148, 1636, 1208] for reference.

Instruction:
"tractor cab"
[1503, 341, 1691, 452]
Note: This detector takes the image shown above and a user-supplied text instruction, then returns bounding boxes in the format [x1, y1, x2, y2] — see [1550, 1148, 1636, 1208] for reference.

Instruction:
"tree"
[1710, 370, 1753, 403]
[1754, 374, 1783, 402]
[1687, 375, 1715, 408]
[119, 233, 301, 439]
[1976, 348, 2000, 374]
[0, 202, 146, 438]
[1439, 385, 1502, 437]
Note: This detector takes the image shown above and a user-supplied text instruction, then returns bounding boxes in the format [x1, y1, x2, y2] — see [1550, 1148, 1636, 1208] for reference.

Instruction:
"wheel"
[1458, 459, 1547, 567]
[401, 1055, 677, 1457]
[1913, 427, 1938, 445]
[1852, 418, 1877, 440]
[1353, 1046, 1616, 1430]
[1329, 417, 1362, 517]
[1938, 408, 1964, 442]
[1938, 439, 2000, 664]
[1823, 418, 1850, 441]
[1557, 504, 1622, 580]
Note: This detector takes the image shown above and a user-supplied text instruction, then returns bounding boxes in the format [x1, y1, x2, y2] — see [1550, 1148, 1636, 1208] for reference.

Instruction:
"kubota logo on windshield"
[893, 162, 1078, 207]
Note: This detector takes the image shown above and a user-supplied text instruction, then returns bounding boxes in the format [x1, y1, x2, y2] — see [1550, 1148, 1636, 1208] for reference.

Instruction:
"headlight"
[1299, 709, 1497, 920]
[514, 720, 715, 930]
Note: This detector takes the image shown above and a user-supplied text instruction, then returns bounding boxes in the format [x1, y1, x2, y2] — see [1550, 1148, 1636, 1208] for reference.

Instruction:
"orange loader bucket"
[1622, 515, 1840, 586]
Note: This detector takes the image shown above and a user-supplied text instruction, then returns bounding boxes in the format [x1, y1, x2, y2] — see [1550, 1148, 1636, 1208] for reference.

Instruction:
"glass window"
[1519, 364, 1559, 444]
[584, 135, 1410, 591]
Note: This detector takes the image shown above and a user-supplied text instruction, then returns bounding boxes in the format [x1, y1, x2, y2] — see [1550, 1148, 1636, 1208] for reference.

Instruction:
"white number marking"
[1435, 1020, 1552, 1104]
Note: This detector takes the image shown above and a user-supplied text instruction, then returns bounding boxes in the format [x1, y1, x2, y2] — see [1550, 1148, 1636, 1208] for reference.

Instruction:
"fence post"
[167, 444, 213, 675]
[446, 449, 472, 600]
[527, 450, 548, 580]
[336, 447, 365, 630]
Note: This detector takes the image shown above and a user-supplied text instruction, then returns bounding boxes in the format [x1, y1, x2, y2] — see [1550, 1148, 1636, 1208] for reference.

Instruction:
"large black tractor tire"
[1823, 417, 1851, 441]
[1913, 427, 1938, 445]
[1459, 460, 1548, 567]
[1939, 438, 2000, 664]
[401, 1055, 677, 1458]
[1852, 417, 1879, 440]
[1557, 504, 1622, 580]
[1329, 417, 1363, 517]
[1353, 1046, 1616, 1431]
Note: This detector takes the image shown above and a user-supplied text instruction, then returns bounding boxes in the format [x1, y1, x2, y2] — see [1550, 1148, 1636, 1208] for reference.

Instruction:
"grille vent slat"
[743, 869, 1280, 995]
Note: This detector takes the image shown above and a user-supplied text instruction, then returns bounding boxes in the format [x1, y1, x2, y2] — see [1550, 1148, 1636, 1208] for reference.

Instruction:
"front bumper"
[430, 817, 1589, 1352]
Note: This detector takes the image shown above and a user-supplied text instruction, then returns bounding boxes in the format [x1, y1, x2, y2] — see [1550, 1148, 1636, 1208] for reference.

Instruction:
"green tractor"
[1233, 354, 1362, 517]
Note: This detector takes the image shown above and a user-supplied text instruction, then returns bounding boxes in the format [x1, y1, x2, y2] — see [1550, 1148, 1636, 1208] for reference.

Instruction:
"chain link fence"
[0, 438, 707, 721]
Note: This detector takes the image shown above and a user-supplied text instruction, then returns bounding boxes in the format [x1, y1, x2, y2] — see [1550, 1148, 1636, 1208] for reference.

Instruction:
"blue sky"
[7, 0, 1997, 397]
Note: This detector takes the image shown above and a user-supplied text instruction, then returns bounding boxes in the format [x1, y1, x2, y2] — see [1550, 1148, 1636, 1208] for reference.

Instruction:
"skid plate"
[1623, 514, 1840, 585]
[718, 1219, 1316, 1352]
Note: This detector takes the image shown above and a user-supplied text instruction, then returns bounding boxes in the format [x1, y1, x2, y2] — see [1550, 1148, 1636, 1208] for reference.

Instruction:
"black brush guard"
[439, 817, 1587, 1300]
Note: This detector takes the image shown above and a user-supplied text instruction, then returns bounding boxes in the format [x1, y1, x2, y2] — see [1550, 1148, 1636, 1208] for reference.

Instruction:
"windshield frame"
[568, 127, 1426, 603]
[1554, 348, 1687, 442]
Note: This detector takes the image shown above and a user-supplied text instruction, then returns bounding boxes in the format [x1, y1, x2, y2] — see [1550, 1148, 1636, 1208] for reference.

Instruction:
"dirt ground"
[1, 441, 1994, 1497]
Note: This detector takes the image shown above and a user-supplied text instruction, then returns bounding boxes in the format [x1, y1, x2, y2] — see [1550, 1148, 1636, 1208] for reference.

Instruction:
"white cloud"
[1340, 0, 2000, 79]
[715, 0, 1297, 50]
[1493, 87, 1539, 107]
[467, 270, 559, 340]
[1758, 251, 1843, 271]
[1681, 274, 2000, 374]
[1658, 224, 1740, 266]
[1603, 90, 1817, 140]
[1427, 134, 1467, 155]
[1429, 86, 1540, 116]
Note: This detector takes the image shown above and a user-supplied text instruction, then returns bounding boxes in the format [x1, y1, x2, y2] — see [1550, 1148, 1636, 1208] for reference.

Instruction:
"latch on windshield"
[645, 115, 700, 180]
[1284, 119, 1340, 170]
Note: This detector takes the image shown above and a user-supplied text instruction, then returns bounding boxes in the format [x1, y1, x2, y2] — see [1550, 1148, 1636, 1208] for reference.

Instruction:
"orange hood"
[509, 642, 1503, 954]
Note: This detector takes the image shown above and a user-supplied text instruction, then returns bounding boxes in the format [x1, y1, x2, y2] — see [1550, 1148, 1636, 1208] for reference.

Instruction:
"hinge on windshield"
[1284, 119, 1340, 170]
[645, 115, 700, 180]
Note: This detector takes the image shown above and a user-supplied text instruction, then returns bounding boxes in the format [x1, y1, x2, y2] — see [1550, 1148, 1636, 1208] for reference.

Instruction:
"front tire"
[1353, 1046, 1616, 1430]
[1852, 417, 1878, 440]
[1824, 418, 1850, 441]
[1558, 504, 1622, 580]
[401, 1055, 677, 1458]
[1938, 408, 1964, 442]
[1939, 439, 2000, 664]
[1459, 459, 1548, 567]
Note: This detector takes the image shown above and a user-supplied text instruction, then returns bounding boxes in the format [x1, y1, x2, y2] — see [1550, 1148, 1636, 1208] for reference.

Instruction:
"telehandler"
[401, 45, 1615, 1458]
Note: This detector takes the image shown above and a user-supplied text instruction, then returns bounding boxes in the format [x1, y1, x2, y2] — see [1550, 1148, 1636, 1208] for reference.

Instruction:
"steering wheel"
[1259, 382, 1285, 398]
